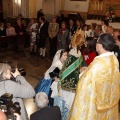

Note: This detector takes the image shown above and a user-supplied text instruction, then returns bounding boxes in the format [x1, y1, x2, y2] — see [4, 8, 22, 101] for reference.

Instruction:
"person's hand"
[19, 32, 23, 35]
[80, 66, 87, 73]
[49, 35, 52, 39]
[50, 36, 53, 39]
[14, 113, 22, 120]
[54, 77, 59, 82]
[69, 44, 71, 48]
[11, 68, 21, 78]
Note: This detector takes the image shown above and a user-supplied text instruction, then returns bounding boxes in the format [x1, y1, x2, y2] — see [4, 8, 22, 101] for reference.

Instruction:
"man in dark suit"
[30, 92, 61, 120]
[113, 30, 120, 70]
[38, 16, 48, 57]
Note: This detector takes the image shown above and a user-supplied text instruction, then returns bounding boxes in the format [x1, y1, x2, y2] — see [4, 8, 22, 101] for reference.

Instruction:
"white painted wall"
[36, 0, 43, 12]
[55, 0, 60, 15]
[3, 0, 13, 18]
[21, 0, 26, 17]
[36, 0, 90, 15]
[64, 0, 89, 12]
[35, 0, 89, 21]
[36, 0, 60, 15]
[2, 0, 89, 19]
[2, 0, 29, 18]
[42, 0, 55, 22]
[3, 0, 8, 18]
[43, 0, 54, 15]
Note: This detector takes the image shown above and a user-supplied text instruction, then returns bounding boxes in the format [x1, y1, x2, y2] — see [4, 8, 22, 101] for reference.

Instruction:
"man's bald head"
[0, 110, 6, 120]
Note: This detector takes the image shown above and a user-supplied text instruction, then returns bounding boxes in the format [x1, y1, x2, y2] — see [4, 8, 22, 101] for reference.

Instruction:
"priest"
[67, 33, 120, 120]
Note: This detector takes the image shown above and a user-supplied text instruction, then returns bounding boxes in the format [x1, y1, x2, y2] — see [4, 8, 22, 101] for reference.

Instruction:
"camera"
[11, 68, 26, 76]
[0, 60, 26, 77]
[10, 68, 26, 82]
[0, 93, 21, 120]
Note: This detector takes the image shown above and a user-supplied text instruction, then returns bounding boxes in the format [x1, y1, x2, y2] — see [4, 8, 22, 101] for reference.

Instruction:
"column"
[61, 0, 65, 10]
[29, 0, 37, 18]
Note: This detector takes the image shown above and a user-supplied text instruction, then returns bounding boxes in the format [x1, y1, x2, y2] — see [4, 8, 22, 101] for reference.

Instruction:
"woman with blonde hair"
[0, 63, 35, 120]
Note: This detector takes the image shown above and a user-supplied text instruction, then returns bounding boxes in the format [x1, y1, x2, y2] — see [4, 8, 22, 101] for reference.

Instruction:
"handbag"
[49, 67, 60, 78]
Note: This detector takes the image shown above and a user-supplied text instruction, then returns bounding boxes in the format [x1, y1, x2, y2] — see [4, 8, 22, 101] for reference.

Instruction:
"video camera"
[0, 93, 21, 120]
[0, 60, 26, 77]
[11, 68, 26, 76]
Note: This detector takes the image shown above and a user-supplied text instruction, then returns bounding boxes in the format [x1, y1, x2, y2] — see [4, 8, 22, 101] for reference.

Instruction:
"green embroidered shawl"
[58, 54, 86, 92]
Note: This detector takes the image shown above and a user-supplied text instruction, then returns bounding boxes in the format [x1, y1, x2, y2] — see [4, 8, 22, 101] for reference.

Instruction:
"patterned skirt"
[54, 96, 69, 120]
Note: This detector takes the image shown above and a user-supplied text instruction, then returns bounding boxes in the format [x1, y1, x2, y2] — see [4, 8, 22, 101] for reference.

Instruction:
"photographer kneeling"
[0, 63, 35, 120]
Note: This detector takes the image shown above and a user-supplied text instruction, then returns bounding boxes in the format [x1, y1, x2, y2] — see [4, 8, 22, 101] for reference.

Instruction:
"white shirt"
[39, 23, 44, 33]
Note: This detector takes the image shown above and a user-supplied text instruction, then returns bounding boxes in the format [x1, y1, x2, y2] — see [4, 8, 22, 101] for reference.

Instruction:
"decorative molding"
[88, 1, 120, 17]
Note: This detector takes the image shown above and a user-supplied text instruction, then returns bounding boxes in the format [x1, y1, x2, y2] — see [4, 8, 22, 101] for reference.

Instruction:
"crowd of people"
[33, 10, 120, 119]
[0, 10, 119, 59]
[0, 9, 120, 120]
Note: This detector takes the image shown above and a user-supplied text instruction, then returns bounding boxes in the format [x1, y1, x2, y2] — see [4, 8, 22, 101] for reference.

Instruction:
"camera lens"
[11, 69, 15, 73]
[9, 102, 21, 114]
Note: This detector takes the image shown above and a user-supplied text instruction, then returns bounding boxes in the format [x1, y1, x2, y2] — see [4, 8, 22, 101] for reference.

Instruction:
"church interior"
[0, 0, 120, 120]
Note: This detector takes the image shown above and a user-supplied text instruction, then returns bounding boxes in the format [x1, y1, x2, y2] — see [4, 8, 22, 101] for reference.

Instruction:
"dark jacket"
[0, 28, 6, 36]
[15, 24, 26, 36]
[37, 12, 44, 21]
[68, 25, 76, 36]
[30, 106, 61, 120]
[39, 22, 48, 37]
[56, 14, 64, 27]
[113, 44, 120, 70]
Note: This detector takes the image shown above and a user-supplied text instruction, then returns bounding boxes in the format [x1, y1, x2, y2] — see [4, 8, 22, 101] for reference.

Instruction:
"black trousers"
[38, 36, 46, 48]
[49, 36, 57, 57]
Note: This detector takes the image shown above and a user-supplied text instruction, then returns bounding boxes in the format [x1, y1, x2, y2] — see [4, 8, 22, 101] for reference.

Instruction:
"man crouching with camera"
[0, 63, 35, 120]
